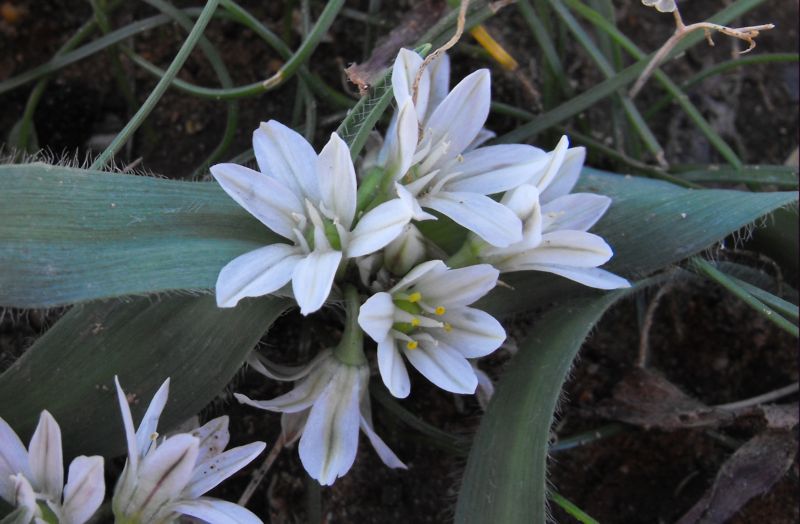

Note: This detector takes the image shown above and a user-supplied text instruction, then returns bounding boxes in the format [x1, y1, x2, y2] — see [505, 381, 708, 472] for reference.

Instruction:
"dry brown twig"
[630, 2, 774, 98]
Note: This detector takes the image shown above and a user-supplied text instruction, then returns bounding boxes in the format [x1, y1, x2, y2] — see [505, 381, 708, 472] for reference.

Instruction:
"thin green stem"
[550, 492, 599, 524]
[692, 257, 799, 337]
[90, 0, 221, 169]
[333, 285, 367, 366]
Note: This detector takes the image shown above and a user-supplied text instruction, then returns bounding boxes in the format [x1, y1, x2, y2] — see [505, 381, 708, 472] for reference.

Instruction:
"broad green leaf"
[0, 163, 277, 308]
[455, 288, 632, 523]
[0, 295, 289, 458]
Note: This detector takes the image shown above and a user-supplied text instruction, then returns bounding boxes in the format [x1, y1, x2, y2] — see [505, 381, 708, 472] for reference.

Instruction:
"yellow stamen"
[443, 323, 453, 333]
[408, 292, 422, 303]
[434, 306, 446, 315]
[410, 318, 420, 327]
[406, 340, 419, 350]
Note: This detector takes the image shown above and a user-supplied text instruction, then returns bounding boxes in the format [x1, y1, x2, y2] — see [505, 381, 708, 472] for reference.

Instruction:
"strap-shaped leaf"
[0, 164, 277, 307]
[455, 288, 632, 523]
[0, 295, 289, 458]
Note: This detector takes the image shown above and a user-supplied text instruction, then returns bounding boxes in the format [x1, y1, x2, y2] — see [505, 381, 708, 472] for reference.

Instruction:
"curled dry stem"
[630, 6, 774, 98]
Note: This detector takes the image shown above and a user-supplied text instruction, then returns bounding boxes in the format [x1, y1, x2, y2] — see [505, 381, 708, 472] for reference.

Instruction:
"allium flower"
[112, 377, 266, 524]
[0, 411, 104, 524]
[642, 0, 677, 13]
[235, 350, 405, 485]
[379, 49, 555, 248]
[212, 122, 413, 315]
[358, 260, 505, 398]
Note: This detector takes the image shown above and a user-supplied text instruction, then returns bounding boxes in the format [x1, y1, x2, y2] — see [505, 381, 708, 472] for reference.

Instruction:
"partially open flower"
[642, 0, 677, 13]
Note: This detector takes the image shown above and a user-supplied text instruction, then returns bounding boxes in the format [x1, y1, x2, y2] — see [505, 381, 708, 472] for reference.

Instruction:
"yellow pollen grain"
[443, 323, 453, 332]
[435, 306, 446, 315]
[410, 318, 420, 327]
[408, 292, 422, 303]
[406, 340, 418, 350]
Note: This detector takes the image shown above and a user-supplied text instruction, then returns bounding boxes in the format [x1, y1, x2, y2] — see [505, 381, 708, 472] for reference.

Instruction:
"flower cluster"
[213, 49, 629, 485]
[0, 378, 265, 523]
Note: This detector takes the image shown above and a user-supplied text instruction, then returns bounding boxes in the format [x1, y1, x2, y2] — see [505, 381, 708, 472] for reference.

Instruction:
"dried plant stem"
[238, 432, 286, 506]
[630, 7, 774, 98]
[411, 0, 470, 105]
[715, 382, 799, 411]
[636, 283, 673, 368]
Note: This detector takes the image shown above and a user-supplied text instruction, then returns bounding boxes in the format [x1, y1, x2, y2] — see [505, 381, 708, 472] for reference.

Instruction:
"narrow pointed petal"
[425, 52, 450, 120]
[444, 145, 548, 195]
[396, 183, 437, 221]
[390, 259, 446, 293]
[281, 411, 309, 447]
[423, 191, 522, 248]
[299, 367, 362, 485]
[253, 120, 320, 202]
[210, 163, 303, 240]
[404, 342, 477, 394]
[358, 292, 395, 343]
[529, 135, 569, 193]
[183, 441, 265, 499]
[437, 307, 505, 358]
[318, 133, 357, 228]
[129, 434, 199, 521]
[425, 69, 490, 164]
[114, 377, 139, 478]
[61, 456, 104, 524]
[360, 416, 406, 469]
[416, 264, 499, 308]
[540, 146, 586, 203]
[28, 410, 63, 501]
[0, 417, 32, 502]
[348, 199, 412, 257]
[216, 244, 303, 308]
[377, 337, 411, 398]
[191, 416, 230, 467]
[10, 474, 36, 516]
[519, 231, 613, 267]
[464, 127, 496, 152]
[234, 358, 336, 413]
[392, 48, 429, 120]
[291, 250, 342, 315]
[541, 193, 610, 232]
[526, 265, 631, 289]
[169, 498, 263, 524]
[135, 378, 170, 460]
[385, 100, 418, 182]
[247, 351, 328, 382]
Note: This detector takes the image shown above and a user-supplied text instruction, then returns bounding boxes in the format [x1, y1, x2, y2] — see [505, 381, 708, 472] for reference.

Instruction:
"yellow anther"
[408, 292, 422, 303]
[443, 322, 453, 333]
[150, 431, 159, 442]
[406, 340, 419, 350]
[410, 317, 420, 327]
[434, 306, 446, 315]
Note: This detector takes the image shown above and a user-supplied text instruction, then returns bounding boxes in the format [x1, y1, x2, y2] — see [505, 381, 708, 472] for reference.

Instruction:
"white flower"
[112, 377, 266, 524]
[358, 260, 505, 398]
[642, 0, 676, 13]
[379, 49, 558, 248]
[0, 411, 104, 524]
[211, 121, 413, 315]
[235, 350, 405, 485]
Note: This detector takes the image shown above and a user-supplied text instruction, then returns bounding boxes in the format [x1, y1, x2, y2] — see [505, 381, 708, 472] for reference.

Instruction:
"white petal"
[377, 337, 411, 398]
[10, 474, 37, 514]
[518, 231, 613, 267]
[128, 434, 199, 521]
[169, 498, 263, 524]
[425, 69, 490, 164]
[444, 145, 548, 195]
[436, 307, 506, 358]
[525, 264, 631, 289]
[425, 52, 450, 121]
[281, 411, 309, 447]
[291, 250, 342, 315]
[28, 410, 63, 501]
[253, 120, 320, 202]
[529, 135, 569, 193]
[473, 364, 495, 411]
[216, 244, 303, 308]
[423, 191, 522, 248]
[0, 417, 32, 502]
[540, 146, 586, 203]
[358, 292, 395, 343]
[359, 414, 406, 469]
[210, 162, 303, 240]
[390, 259, 446, 293]
[2, 504, 35, 524]
[234, 357, 337, 413]
[61, 456, 104, 524]
[383, 224, 427, 275]
[318, 132, 357, 228]
[183, 441, 265, 499]
[299, 366, 362, 485]
[392, 48, 429, 120]
[541, 193, 610, 232]
[348, 199, 412, 257]
[415, 264, 499, 308]
[464, 127, 496, 152]
[135, 378, 171, 461]
[395, 183, 437, 221]
[247, 351, 328, 382]
[404, 341, 477, 394]
[190, 416, 230, 467]
[385, 100, 419, 182]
